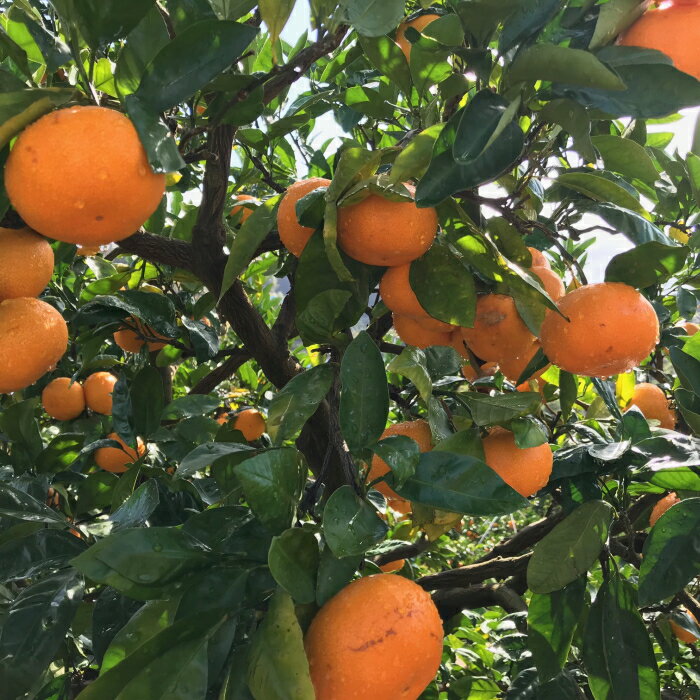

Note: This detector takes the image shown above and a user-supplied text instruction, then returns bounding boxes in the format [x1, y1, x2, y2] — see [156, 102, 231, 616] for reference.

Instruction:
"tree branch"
[418, 553, 531, 591]
[477, 512, 564, 563]
[432, 582, 527, 620]
[117, 231, 194, 271]
[189, 349, 251, 395]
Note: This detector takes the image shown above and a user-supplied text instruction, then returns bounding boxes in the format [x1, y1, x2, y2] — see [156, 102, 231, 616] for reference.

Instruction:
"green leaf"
[234, 448, 304, 534]
[0, 483, 68, 525]
[393, 450, 528, 515]
[674, 388, 700, 435]
[76, 610, 225, 700]
[669, 347, 700, 396]
[323, 485, 388, 557]
[559, 371, 577, 422]
[163, 395, 220, 419]
[586, 203, 670, 245]
[177, 442, 255, 477]
[220, 195, 282, 299]
[0, 571, 84, 698]
[371, 435, 420, 489]
[389, 124, 444, 184]
[528, 577, 586, 682]
[498, 0, 561, 53]
[527, 500, 614, 594]
[638, 497, 700, 606]
[605, 242, 688, 288]
[316, 547, 360, 606]
[557, 172, 647, 216]
[259, 0, 296, 44]
[408, 34, 452, 96]
[461, 391, 542, 427]
[63, 0, 157, 48]
[340, 332, 389, 453]
[133, 20, 258, 112]
[387, 346, 432, 401]
[589, 0, 647, 50]
[71, 527, 212, 600]
[410, 240, 476, 327]
[108, 481, 160, 530]
[268, 528, 319, 604]
[247, 591, 315, 700]
[359, 34, 412, 95]
[582, 574, 660, 700]
[508, 44, 625, 91]
[130, 366, 164, 438]
[267, 365, 334, 445]
[539, 98, 596, 163]
[591, 135, 658, 185]
[341, 0, 405, 37]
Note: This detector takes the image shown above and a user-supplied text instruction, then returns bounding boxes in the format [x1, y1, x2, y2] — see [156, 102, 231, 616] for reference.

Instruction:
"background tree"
[0, 0, 699, 698]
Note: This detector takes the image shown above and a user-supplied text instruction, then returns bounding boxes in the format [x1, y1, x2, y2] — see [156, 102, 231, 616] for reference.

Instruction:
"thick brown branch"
[117, 231, 194, 271]
[189, 349, 251, 395]
[374, 538, 430, 567]
[432, 583, 527, 620]
[477, 513, 564, 563]
[418, 553, 531, 591]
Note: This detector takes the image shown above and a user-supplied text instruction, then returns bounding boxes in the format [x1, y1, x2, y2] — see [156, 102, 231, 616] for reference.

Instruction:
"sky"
[280, 3, 699, 282]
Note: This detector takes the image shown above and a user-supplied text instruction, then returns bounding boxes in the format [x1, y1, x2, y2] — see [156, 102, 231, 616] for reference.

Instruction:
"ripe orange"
[539, 283, 659, 377]
[460, 294, 535, 362]
[449, 329, 468, 358]
[681, 322, 699, 335]
[0, 298, 68, 394]
[95, 432, 146, 473]
[620, 3, 700, 80]
[229, 194, 258, 223]
[393, 314, 452, 349]
[114, 317, 170, 353]
[497, 340, 546, 384]
[670, 611, 698, 644]
[5, 106, 165, 245]
[368, 419, 432, 514]
[532, 266, 565, 301]
[482, 428, 553, 497]
[649, 491, 681, 527]
[528, 247, 551, 270]
[626, 382, 675, 430]
[396, 14, 441, 59]
[76, 245, 102, 256]
[379, 558, 405, 573]
[277, 178, 331, 257]
[0, 227, 54, 301]
[233, 408, 266, 441]
[305, 574, 443, 699]
[41, 377, 85, 421]
[84, 372, 117, 415]
[461, 361, 498, 381]
[337, 185, 438, 266]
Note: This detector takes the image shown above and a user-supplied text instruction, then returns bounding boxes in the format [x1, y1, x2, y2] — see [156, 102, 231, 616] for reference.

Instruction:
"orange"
[305, 574, 443, 699]
[41, 377, 85, 421]
[379, 559, 405, 573]
[461, 361, 497, 381]
[497, 340, 547, 384]
[670, 611, 698, 644]
[393, 314, 452, 349]
[528, 247, 551, 270]
[649, 491, 681, 527]
[540, 283, 659, 377]
[0, 227, 54, 301]
[114, 317, 170, 353]
[76, 245, 101, 256]
[396, 14, 441, 59]
[229, 194, 258, 223]
[84, 372, 117, 415]
[482, 428, 553, 497]
[233, 408, 266, 441]
[5, 106, 165, 245]
[0, 298, 68, 394]
[620, 3, 700, 81]
[449, 329, 468, 358]
[681, 322, 699, 335]
[460, 294, 535, 362]
[277, 178, 331, 256]
[626, 382, 675, 430]
[368, 419, 432, 514]
[95, 432, 146, 473]
[532, 266, 565, 301]
[337, 185, 438, 266]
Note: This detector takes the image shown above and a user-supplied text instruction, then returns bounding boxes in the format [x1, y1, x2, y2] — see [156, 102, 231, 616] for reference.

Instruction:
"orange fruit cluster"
[305, 574, 443, 699]
[5, 106, 164, 246]
[620, 1, 700, 81]
[42, 371, 118, 420]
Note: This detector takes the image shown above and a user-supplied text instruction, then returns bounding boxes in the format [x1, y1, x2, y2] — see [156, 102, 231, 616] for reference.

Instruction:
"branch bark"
[418, 553, 531, 591]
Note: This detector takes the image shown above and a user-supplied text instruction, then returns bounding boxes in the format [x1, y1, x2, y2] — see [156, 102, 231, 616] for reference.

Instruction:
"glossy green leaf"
[582, 574, 660, 700]
[539, 98, 596, 163]
[508, 44, 625, 91]
[557, 172, 646, 216]
[389, 124, 444, 184]
[674, 388, 700, 435]
[498, 0, 560, 53]
[268, 528, 319, 604]
[234, 448, 304, 534]
[359, 34, 412, 95]
[638, 497, 700, 606]
[315, 547, 360, 606]
[527, 500, 614, 594]
[669, 346, 700, 396]
[247, 591, 315, 700]
[371, 434, 421, 489]
[591, 135, 658, 184]
[323, 485, 388, 557]
[130, 366, 164, 437]
[0, 483, 68, 525]
[387, 346, 432, 401]
[589, 0, 646, 49]
[340, 332, 389, 452]
[259, 0, 296, 44]
[393, 450, 528, 515]
[267, 365, 334, 445]
[586, 203, 670, 245]
[462, 391, 541, 427]
[341, 0, 405, 37]
[605, 242, 687, 288]
[528, 577, 586, 682]
[108, 481, 160, 531]
[177, 442, 255, 477]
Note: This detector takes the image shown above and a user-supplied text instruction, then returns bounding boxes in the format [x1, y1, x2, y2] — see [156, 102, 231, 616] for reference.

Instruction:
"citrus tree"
[1, 0, 700, 697]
